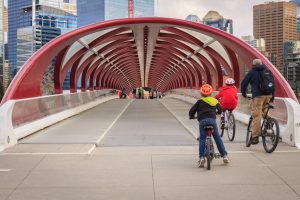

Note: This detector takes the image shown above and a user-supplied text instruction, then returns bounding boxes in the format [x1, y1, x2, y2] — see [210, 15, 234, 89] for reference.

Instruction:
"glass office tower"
[0, 0, 4, 86]
[8, 0, 77, 77]
[133, 0, 154, 18]
[77, 0, 154, 27]
[77, 0, 105, 27]
[202, 10, 233, 34]
[185, 15, 201, 23]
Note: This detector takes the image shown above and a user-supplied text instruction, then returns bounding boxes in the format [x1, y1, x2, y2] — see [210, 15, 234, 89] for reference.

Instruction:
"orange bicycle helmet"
[200, 84, 213, 95]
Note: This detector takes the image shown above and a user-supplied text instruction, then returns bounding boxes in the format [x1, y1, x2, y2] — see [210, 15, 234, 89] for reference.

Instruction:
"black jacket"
[189, 97, 222, 121]
[240, 64, 274, 98]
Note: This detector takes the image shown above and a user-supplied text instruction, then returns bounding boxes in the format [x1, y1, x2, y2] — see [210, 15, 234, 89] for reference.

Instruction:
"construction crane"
[128, 0, 134, 18]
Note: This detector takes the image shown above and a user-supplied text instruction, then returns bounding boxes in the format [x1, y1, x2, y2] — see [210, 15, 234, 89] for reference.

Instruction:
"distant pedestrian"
[132, 88, 136, 98]
[120, 87, 127, 99]
[138, 87, 143, 99]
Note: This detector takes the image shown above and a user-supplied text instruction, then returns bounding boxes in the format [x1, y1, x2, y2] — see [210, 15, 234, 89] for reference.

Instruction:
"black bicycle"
[219, 110, 236, 141]
[204, 125, 221, 170]
[194, 119, 222, 170]
[246, 102, 280, 153]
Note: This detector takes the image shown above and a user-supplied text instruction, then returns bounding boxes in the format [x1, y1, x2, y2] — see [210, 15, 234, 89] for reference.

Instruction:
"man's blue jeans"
[199, 118, 227, 158]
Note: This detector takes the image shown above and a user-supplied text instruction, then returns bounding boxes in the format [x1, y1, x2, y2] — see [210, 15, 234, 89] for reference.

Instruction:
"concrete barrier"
[0, 90, 118, 152]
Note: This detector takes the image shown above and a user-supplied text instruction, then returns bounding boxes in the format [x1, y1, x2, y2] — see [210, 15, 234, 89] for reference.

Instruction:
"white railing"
[165, 89, 300, 148]
[0, 89, 118, 151]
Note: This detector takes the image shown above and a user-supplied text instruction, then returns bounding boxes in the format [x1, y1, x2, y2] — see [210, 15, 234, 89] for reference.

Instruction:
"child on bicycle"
[214, 78, 238, 128]
[189, 84, 229, 168]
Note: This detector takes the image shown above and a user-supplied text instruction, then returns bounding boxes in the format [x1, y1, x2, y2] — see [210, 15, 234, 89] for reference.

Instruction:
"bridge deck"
[0, 98, 299, 200]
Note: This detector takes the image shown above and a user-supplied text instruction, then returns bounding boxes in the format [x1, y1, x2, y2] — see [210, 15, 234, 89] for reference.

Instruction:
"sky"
[155, 0, 290, 38]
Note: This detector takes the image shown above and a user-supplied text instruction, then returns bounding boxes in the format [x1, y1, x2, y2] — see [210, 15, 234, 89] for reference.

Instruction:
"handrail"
[0, 89, 118, 151]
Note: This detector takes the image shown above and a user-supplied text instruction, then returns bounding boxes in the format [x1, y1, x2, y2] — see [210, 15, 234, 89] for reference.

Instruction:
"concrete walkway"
[99, 99, 196, 146]
[1, 98, 300, 200]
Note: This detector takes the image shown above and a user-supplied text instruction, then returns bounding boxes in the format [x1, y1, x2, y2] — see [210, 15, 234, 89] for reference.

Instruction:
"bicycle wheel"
[246, 117, 252, 147]
[206, 139, 211, 170]
[262, 118, 280, 153]
[227, 113, 236, 141]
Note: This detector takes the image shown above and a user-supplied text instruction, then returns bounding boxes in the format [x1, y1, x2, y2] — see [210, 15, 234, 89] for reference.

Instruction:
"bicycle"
[203, 125, 222, 170]
[193, 119, 222, 170]
[219, 110, 236, 141]
[245, 101, 280, 153]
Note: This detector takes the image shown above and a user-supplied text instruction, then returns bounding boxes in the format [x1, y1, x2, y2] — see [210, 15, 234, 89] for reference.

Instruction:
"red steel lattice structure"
[1, 17, 297, 104]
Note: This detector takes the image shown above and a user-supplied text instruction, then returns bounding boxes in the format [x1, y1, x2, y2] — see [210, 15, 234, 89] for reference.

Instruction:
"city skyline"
[77, 0, 154, 27]
[155, 0, 290, 37]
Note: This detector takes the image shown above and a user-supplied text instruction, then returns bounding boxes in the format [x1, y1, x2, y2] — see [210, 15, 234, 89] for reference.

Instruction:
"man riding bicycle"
[214, 78, 238, 128]
[189, 84, 229, 167]
[240, 59, 275, 145]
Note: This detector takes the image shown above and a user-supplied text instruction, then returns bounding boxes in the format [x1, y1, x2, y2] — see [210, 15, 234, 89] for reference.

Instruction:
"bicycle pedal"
[214, 153, 221, 158]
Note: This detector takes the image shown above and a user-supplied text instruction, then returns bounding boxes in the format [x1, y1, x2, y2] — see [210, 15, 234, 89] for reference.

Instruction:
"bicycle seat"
[204, 125, 214, 131]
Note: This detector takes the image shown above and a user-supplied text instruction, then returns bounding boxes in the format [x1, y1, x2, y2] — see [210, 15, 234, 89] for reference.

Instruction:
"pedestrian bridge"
[1, 94, 300, 200]
[1, 17, 299, 151]
[0, 89, 299, 152]
[1, 17, 300, 199]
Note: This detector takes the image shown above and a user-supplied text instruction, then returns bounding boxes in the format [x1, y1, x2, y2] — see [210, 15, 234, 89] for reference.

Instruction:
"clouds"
[155, 0, 290, 37]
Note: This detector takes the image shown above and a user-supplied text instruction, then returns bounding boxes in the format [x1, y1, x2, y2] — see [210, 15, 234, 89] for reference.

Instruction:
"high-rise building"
[283, 41, 300, 97]
[2, 2, 8, 90]
[291, 0, 300, 15]
[253, 2, 297, 71]
[290, 0, 300, 39]
[63, 1, 76, 15]
[202, 11, 233, 34]
[0, 0, 4, 91]
[8, 0, 77, 78]
[241, 35, 266, 52]
[77, 0, 105, 27]
[185, 15, 201, 23]
[77, 0, 154, 27]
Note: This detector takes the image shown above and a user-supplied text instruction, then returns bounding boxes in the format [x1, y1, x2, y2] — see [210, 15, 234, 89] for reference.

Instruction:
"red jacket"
[214, 86, 238, 110]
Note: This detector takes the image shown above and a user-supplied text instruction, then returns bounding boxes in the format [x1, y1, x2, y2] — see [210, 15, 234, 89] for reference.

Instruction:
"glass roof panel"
[62, 28, 118, 69]
[207, 41, 231, 66]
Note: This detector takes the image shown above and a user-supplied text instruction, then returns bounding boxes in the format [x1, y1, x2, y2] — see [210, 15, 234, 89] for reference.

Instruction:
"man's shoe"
[223, 156, 230, 164]
[198, 158, 205, 168]
[251, 136, 259, 145]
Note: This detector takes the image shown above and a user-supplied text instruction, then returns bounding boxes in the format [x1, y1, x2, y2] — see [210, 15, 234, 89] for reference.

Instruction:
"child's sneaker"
[198, 157, 205, 168]
[223, 155, 229, 164]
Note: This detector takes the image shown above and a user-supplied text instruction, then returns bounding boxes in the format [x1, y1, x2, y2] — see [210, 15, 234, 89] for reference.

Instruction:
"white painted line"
[87, 144, 96, 155]
[226, 150, 300, 153]
[95, 99, 133, 146]
[0, 152, 92, 155]
[159, 99, 198, 139]
[0, 169, 12, 172]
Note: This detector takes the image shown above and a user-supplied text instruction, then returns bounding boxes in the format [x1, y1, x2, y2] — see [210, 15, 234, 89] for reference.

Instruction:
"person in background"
[120, 87, 127, 99]
[132, 88, 136, 99]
